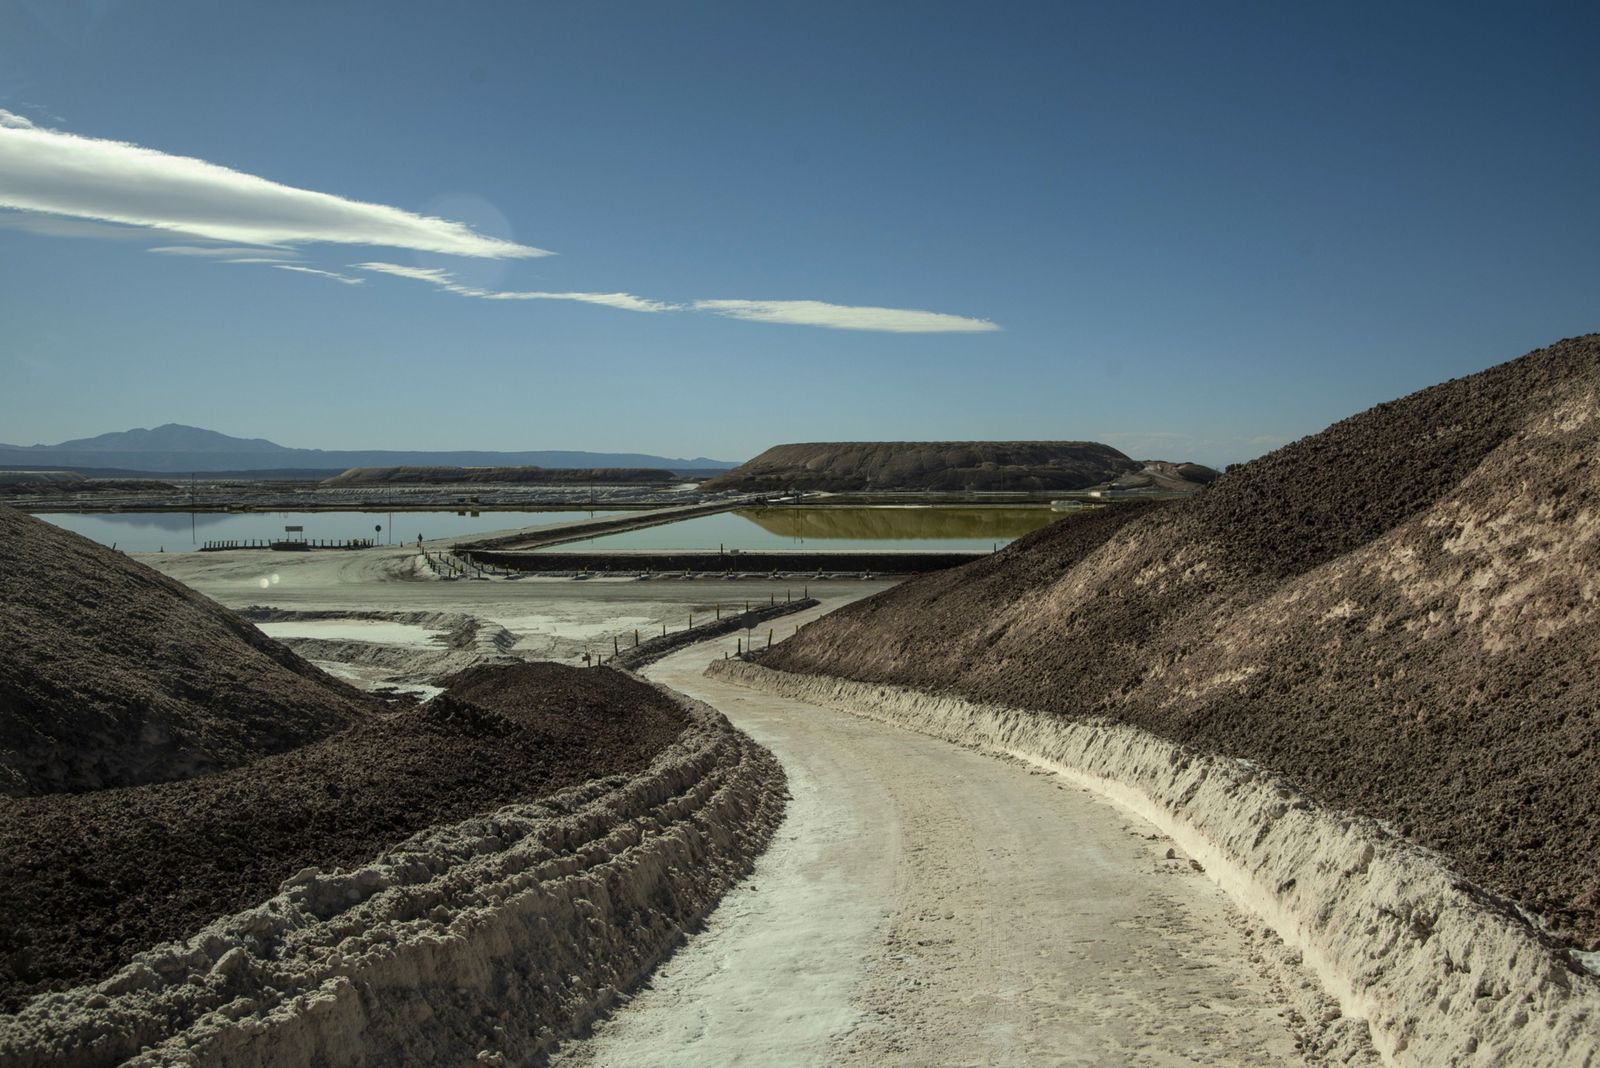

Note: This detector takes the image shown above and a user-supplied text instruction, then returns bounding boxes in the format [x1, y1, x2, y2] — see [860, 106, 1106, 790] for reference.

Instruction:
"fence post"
[613, 635, 619, 657]
[634, 629, 639, 647]
[768, 628, 773, 649]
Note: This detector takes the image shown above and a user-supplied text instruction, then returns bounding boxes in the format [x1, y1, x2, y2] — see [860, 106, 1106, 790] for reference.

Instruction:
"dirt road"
[553, 613, 1314, 1066]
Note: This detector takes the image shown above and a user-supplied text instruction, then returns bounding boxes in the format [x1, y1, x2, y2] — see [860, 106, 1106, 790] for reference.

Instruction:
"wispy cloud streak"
[355, 262, 998, 331]
[691, 299, 999, 333]
[0, 113, 998, 333]
[149, 244, 297, 260]
[0, 120, 548, 257]
[354, 262, 676, 313]
[273, 265, 364, 285]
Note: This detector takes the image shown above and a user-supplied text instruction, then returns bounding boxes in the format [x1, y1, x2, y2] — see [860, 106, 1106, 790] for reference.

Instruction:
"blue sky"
[1, 1, 1595, 466]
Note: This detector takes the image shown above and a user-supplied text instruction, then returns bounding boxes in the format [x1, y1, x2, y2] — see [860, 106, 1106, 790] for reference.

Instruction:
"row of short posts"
[600, 586, 807, 665]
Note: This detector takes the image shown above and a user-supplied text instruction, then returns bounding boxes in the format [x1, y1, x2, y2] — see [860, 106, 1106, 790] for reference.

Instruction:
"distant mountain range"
[0, 424, 739, 476]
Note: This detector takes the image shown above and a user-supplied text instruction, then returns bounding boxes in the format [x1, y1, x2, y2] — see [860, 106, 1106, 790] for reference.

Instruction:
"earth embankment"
[0, 507, 371, 796]
[700, 440, 1142, 492]
[711, 659, 1597, 1066]
[763, 334, 1600, 952]
[0, 662, 685, 1013]
[2, 678, 785, 1067]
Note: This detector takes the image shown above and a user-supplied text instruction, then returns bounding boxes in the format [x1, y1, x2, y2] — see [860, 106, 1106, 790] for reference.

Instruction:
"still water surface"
[36, 510, 623, 552]
[538, 506, 1060, 553]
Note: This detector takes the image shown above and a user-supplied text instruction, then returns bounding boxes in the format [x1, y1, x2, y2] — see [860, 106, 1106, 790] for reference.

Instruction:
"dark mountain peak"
[51, 424, 288, 453]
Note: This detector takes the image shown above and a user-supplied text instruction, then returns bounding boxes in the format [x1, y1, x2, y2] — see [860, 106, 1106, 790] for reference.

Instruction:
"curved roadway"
[554, 609, 1309, 1066]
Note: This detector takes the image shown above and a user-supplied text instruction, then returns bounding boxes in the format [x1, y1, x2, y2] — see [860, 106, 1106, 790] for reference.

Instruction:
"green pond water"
[538, 506, 1061, 553]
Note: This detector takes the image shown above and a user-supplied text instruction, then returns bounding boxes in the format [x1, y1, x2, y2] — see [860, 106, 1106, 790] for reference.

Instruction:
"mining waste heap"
[764, 334, 1600, 953]
[0, 509, 786, 1065]
[701, 440, 1145, 492]
[0, 507, 371, 796]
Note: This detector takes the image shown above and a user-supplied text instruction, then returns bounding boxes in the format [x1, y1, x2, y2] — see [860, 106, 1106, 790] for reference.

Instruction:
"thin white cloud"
[3, 114, 999, 334]
[0, 120, 548, 257]
[692, 299, 1000, 333]
[149, 244, 296, 259]
[471, 288, 680, 313]
[353, 261, 676, 313]
[354, 261, 996, 330]
[273, 264, 364, 285]
[353, 262, 457, 285]
[0, 212, 153, 240]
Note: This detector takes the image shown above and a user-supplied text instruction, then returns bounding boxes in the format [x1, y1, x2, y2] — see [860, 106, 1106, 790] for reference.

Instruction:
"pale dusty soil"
[142, 545, 893, 684]
[134, 545, 1347, 1063]
[552, 613, 1331, 1066]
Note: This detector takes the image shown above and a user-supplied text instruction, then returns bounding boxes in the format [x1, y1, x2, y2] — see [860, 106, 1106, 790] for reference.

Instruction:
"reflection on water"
[542, 506, 1063, 554]
[736, 506, 1057, 541]
[74, 512, 235, 533]
[35, 510, 623, 553]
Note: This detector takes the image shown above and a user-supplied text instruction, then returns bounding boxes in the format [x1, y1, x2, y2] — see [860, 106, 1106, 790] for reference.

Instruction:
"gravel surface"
[766, 334, 1600, 950]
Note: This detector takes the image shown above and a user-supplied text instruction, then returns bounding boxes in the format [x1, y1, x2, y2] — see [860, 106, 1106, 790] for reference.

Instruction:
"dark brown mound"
[699, 441, 1142, 492]
[0, 662, 684, 1012]
[321, 465, 676, 486]
[767, 334, 1600, 949]
[0, 508, 371, 797]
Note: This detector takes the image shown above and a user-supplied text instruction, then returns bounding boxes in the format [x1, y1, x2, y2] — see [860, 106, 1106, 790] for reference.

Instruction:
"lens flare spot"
[258, 577, 270, 589]
[270, 573, 281, 584]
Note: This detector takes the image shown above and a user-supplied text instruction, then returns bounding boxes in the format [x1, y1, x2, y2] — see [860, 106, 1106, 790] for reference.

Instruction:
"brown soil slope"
[0, 508, 370, 796]
[701, 441, 1142, 492]
[766, 335, 1600, 949]
[0, 662, 685, 1012]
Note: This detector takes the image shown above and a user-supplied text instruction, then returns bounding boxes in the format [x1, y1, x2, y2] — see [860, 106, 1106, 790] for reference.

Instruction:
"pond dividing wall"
[467, 549, 986, 575]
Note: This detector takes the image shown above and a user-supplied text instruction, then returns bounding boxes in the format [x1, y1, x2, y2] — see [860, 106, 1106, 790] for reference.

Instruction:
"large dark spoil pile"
[0, 662, 684, 1012]
[701, 440, 1142, 492]
[767, 335, 1600, 949]
[0, 508, 371, 796]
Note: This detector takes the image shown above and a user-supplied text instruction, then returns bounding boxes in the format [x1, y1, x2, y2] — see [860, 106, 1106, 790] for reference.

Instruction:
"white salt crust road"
[553, 611, 1319, 1066]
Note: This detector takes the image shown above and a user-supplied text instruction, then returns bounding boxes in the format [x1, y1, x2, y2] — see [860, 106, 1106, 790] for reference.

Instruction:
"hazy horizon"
[3, 2, 1596, 468]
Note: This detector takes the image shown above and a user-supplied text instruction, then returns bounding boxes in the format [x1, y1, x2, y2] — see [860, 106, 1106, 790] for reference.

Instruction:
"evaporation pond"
[34, 509, 625, 553]
[538, 506, 1064, 553]
[255, 620, 447, 647]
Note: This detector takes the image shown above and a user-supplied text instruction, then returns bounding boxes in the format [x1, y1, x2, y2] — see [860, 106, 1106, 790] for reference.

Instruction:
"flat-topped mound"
[766, 335, 1600, 950]
[0, 662, 686, 1010]
[701, 440, 1144, 492]
[322, 465, 676, 486]
[0, 507, 371, 796]
[0, 471, 176, 494]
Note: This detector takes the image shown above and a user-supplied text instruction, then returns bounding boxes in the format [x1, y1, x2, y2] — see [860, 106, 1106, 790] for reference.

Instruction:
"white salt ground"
[552, 615, 1316, 1066]
[491, 614, 657, 641]
[255, 619, 447, 647]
